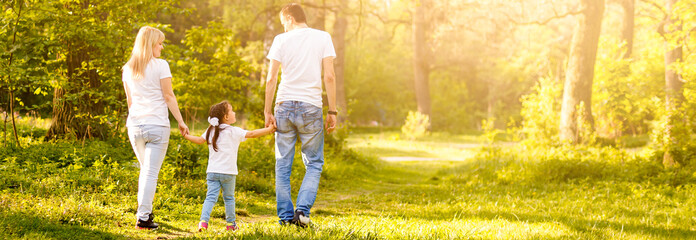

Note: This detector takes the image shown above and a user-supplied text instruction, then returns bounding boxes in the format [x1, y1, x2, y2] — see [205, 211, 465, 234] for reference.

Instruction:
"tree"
[47, 2, 103, 139]
[311, 0, 327, 31]
[559, 0, 605, 143]
[170, 22, 257, 129]
[412, 0, 432, 119]
[333, 0, 348, 123]
[620, 0, 634, 58]
[662, 0, 684, 167]
[1, 0, 25, 147]
[43, 0, 176, 139]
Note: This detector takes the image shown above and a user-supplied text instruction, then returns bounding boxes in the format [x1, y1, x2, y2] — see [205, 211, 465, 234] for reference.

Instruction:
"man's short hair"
[281, 3, 307, 23]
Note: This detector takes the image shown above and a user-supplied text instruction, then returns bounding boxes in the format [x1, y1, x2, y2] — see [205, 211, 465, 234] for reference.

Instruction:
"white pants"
[127, 125, 170, 221]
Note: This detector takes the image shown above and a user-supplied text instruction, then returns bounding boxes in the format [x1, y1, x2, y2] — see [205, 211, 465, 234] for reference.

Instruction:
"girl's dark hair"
[206, 101, 230, 152]
[280, 3, 306, 23]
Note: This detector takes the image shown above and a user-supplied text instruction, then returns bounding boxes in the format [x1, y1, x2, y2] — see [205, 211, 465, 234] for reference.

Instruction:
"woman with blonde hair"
[122, 26, 189, 230]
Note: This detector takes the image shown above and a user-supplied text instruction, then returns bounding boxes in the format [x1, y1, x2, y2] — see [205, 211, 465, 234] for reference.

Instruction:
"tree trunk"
[487, 74, 495, 121]
[47, 1, 104, 139]
[559, 0, 604, 143]
[663, 0, 684, 167]
[620, 0, 634, 58]
[7, 0, 23, 147]
[48, 87, 74, 138]
[3, 103, 7, 147]
[333, 0, 348, 123]
[261, 3, 277, 86]
[313, 0, 326, 30]
[412, 0, 431, 118]
[9, 90, 19, 146]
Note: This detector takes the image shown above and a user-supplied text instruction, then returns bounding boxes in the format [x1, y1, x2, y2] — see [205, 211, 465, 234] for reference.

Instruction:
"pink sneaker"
[226, 223, 238, 231]
[198, 221, 208, 232]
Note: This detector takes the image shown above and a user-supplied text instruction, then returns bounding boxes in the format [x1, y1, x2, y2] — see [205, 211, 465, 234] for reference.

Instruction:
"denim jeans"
[274, 101, 324, 221]
[200, 173, 237, 223]
[127, 124, 170, 221]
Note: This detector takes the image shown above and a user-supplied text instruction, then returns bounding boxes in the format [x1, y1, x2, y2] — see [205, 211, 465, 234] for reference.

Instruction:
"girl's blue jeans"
[200, 172, 237, 223]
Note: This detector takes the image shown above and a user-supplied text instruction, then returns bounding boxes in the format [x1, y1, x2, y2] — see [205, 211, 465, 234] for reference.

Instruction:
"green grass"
[1, 124, 695, 239]
[345, 130, 485, 160]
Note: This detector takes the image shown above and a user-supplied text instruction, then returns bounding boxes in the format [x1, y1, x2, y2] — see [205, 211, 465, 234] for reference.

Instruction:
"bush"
[0, 138, 132, 168]
[519, 77, 562, 146]
[163, 136, 208, 179]
[401, 111, 430, 140]
[237, 137, 276, 179]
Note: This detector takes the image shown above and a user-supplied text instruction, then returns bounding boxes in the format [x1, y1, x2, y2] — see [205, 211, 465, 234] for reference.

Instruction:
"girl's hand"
[264, 113, 276, 128]
[179, 122, 189, 136]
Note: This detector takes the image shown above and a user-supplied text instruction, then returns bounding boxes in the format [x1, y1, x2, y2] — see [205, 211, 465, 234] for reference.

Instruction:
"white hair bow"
[208, 117, 220, 127]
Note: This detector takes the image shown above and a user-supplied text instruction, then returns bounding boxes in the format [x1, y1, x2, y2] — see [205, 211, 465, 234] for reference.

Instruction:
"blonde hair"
[123, 26, 165, 80]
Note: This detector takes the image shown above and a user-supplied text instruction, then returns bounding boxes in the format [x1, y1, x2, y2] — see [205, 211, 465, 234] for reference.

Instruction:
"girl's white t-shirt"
[202, 124, 248, 175]
[266, 28, 336, 108]
[122, 58, 172, 127]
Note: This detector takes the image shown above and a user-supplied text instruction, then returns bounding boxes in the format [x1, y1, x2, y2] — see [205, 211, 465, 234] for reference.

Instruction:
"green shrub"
[519, 77, 562, 146]
[163, 136, 208, 179]
[237, 173, 274, 194]
[401, 111, 430, 140]
[238, 137, 276, 178]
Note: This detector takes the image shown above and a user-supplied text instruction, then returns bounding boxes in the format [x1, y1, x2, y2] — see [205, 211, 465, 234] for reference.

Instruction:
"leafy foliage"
[170, 21, 260, 124]
[401, 110, 430, 140]
[0, 0, 180, 139]
[519, 77, 562, 146]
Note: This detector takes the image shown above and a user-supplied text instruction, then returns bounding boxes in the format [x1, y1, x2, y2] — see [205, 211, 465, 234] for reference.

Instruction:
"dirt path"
[380, 156, 470, 161]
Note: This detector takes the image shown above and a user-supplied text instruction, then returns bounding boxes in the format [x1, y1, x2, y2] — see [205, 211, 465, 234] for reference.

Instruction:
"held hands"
[267, 122, 277, 134]
[264, 112, 276, 129]
[178, 122, 190, 136]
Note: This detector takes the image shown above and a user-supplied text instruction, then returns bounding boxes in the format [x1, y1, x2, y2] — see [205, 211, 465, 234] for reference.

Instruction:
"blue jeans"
[127, 124, 170, 221]
[200, 173, 237, 223]
[274, 101, 324, 221]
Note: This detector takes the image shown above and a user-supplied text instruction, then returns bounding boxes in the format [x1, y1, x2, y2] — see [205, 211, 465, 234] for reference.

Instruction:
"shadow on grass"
[152, 221, 192, 235]
[0, 212, 126, 239]
[471, 210, 696, 239]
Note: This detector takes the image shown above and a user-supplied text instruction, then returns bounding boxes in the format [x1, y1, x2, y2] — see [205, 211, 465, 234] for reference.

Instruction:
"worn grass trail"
[2, 130, 695, 239]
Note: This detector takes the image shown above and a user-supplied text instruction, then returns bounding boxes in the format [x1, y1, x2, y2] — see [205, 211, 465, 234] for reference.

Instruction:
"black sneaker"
[136, 213, 158, 230]
[291, 210, 310, 228]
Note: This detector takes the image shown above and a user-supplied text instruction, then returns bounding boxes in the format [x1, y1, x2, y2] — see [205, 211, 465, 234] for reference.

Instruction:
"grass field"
[1, 126, 695, 239]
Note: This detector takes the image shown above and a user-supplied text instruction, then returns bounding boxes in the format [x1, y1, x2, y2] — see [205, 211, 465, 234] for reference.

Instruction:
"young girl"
[183, 101, 275, 231]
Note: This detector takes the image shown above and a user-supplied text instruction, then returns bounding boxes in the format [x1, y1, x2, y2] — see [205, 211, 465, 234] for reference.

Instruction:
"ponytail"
[205, 101, 231, 152]
[205, 125, 224, 152]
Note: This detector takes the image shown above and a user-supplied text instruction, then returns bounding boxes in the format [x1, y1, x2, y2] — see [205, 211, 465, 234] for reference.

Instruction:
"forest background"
[2, 0, 696, 239]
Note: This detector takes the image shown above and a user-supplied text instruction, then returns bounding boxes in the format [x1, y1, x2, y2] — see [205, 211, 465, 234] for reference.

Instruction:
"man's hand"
[325, 114, 337, 133]
[269, 122, 277, 133]
[265, 112, 276, 128]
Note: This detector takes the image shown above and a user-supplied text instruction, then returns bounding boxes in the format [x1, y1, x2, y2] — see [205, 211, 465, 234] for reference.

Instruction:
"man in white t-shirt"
[264, 3, 337, 228]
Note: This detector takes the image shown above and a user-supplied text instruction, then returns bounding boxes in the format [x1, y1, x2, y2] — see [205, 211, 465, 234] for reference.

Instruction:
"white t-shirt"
[123, 58, 172, 127]
[202, 124, 248, 175]
[267, 28, 336, 108]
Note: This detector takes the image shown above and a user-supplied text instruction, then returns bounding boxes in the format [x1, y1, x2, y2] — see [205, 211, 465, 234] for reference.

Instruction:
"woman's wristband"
[328, 110, 338, 115]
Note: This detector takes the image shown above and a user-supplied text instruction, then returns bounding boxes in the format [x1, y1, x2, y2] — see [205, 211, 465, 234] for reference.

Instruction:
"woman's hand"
[178, 122, 189, 136]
